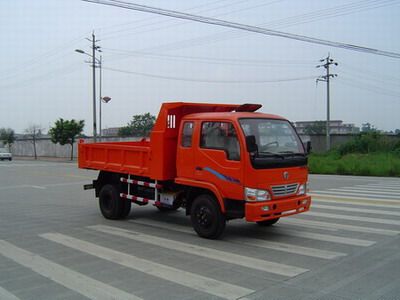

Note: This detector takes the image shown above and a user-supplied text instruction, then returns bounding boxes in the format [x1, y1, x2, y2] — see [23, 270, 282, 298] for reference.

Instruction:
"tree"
[361, 123, 377, 133]
[25, 124, 43, 160]
[118, 113, 156, 137]
[118, 126, 133, 137]
[0, 128, 16, 151]
[49, 119, 84, 160]
[304, 121, 326, 135]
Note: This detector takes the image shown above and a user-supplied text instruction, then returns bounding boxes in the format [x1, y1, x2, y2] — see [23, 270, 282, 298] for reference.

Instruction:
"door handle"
[195, 166, 203, 171]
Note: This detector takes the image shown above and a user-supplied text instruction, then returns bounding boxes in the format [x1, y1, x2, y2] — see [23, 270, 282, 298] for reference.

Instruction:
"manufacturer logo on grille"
[283, 171, 289, 180]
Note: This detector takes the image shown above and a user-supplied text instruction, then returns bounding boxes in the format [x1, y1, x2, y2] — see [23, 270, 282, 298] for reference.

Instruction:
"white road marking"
[354, 185, 400, 191]
[284, 218, 400, 236]
[306, 211, 400, 226]
[362, 183, 400, 188]
[313, 203, 400, 217]
[310, 192, 400, 203]
[274, 227, 375, 247]
[0, 240, 141, 300]
[30, 185, 47, 190]
[312, 190, 400, 200]
[0, 286, 20, 300]
[313, 198, 400, 209]
[90, 224, 340, 261]
[40, 233, 254, 300]
[131, 218, 374, 247]
[328, 188, 400, 196]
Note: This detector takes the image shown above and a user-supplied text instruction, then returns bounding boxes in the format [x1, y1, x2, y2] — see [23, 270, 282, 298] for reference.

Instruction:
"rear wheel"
[190, 194, 225, 239]
[99, 184, 124, 219]
[120, 197, 132, 218]
[256, 217, 280, 226]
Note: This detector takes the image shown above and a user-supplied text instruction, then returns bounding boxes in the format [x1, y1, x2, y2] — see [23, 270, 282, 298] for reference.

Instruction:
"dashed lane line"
[130, 218, 373, 248]
[90, 224, 342, 261]
[312, 203, 400, 217]
[311, 190, 400, 200]
[306, 211, 400, 226]
[40, 233, 254, 300]
[284, 218, 400, 236]
[0, 240, 142, 300]
[0, 286, 20, 300]
[309, 193, 400, 205]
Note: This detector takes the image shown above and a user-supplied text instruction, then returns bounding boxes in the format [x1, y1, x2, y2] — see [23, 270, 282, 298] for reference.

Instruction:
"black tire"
[120, 197, 132, 218]
[256, 217, 280, 226]
[9, 158, 12, 161]
[190, 194, 225, 239]
[99, 184, 123, 220]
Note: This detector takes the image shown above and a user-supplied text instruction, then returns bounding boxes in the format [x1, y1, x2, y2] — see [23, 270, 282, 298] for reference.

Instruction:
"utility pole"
[317, 54, 338, 151]
[98, 55, 102, 140]
[83, 32, 101, 142]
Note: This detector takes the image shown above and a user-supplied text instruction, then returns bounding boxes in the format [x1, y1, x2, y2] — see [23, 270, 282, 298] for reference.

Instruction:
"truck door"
[195, 121, 243, 199]
[177, 121, 195, 178]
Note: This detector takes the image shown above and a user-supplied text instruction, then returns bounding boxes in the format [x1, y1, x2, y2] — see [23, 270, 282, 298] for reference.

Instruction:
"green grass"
[308, 152, 400, 177]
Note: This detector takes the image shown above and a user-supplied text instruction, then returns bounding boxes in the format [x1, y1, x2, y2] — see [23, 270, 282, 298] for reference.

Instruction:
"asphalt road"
[0, 160, 399, 300]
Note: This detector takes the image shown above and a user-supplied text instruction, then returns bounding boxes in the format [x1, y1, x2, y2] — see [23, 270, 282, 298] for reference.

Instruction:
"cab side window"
[200, 122, 240, 161]
[181, 122, 194, 147]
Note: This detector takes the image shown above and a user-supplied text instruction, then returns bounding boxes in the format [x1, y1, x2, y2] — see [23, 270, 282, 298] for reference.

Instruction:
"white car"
[0, 148, 12, 161]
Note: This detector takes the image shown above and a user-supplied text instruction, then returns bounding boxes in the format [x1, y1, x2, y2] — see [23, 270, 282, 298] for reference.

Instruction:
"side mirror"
[246, 135, 258, 153]
[305, 141, 312, 154]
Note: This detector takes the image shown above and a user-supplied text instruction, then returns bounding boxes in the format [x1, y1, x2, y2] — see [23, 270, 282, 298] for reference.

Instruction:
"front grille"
[271, 183, 299, 197]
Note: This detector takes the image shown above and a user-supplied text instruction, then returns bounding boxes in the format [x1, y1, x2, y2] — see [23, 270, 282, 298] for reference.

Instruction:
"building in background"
[101, 127, 121, 136]
[295, 120, 360, 135]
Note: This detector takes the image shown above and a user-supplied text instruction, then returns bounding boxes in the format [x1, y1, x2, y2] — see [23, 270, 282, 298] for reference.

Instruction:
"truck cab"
[176, 110, 310, 230]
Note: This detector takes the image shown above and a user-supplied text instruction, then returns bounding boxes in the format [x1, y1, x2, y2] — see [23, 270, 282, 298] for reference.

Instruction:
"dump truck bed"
[78, 140, 152, 177]
[78, 102, 249, 180]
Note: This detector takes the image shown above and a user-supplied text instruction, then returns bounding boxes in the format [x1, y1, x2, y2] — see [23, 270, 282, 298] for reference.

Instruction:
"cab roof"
[183, 111, 287, 121]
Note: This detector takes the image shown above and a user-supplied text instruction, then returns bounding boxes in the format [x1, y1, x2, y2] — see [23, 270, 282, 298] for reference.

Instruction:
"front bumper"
[245, 194, 311, 222]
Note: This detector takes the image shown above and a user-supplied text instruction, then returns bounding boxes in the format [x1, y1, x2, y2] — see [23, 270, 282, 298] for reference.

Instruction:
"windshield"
[239, 118, 304, 155]
[0, 148, 9, 153]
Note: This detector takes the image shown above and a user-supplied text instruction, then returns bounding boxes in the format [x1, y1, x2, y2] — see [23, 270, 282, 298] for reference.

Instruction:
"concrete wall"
[9, 137, 139, 159]
[6, 134, 400, 158]
[300, 134, 400, 153]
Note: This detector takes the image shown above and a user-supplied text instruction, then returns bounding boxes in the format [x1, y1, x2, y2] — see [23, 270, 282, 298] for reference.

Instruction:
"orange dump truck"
[79, 102, 311, 238]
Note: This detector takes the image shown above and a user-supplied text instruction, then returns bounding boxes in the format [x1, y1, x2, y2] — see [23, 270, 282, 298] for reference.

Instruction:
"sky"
[0, 0, 399, 135]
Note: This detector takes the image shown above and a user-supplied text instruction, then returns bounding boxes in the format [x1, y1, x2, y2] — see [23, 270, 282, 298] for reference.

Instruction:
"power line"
[103, 47, 315, 66]
[103, 66, 317, 83]
[101, 0, 283, 40]
[83, 0, 400, 59]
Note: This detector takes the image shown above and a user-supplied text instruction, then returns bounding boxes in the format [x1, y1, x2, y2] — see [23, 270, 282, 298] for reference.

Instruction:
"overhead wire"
[97, 0, 399, 54]
[337, 75, 400, 98]
[100, 0, 267, 40]
[103, 47, 315, 66]
[145, 0, 399, 54]
[103, 66, 317, 83]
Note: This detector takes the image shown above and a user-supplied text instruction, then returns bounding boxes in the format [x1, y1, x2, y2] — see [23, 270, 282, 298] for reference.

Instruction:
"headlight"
[297, 183, 307, 195]
[245, 187, 271, 202]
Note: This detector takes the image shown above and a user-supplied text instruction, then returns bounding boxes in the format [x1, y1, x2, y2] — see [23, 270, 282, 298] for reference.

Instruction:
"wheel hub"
[196, 207, 212, 227]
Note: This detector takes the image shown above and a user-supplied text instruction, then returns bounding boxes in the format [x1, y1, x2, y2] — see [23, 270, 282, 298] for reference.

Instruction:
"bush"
[338, 132, 398, 156]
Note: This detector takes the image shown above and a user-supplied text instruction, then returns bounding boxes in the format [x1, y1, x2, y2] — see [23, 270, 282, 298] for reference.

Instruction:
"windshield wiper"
[258, 151, 285, 159]
[278, 151, 306, 157]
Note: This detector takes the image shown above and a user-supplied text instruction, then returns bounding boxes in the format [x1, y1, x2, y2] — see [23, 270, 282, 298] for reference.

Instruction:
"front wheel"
[190, 194, 225, 239]
[256, 217, 280, 226]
